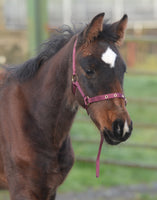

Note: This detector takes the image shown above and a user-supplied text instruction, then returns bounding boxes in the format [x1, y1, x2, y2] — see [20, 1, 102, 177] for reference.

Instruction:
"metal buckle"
[84, 96, 90, 107]
[72, 74, 78, 82]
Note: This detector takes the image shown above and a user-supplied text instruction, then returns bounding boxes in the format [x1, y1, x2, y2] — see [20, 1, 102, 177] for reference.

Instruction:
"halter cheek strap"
[72, 39, 127, 177]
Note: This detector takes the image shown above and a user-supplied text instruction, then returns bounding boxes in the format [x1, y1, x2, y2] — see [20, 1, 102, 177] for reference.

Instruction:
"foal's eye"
[86, 69, 95, 76]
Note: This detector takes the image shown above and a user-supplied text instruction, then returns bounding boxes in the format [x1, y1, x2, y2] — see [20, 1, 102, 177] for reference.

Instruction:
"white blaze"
[123, 120, 129, 136]
[101, 47, 117, 68]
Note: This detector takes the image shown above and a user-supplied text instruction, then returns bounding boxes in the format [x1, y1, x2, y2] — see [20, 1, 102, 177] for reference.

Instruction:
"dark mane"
[7, 25, 75, 82]
[7, 22, 118, 82]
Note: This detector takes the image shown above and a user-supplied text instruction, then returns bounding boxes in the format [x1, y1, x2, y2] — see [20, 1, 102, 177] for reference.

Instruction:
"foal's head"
[72, 13, 132, 145]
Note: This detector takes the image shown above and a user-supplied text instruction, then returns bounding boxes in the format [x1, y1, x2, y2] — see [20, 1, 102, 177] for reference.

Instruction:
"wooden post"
[27, 0, 48, 56]
[127, 42, 136, 67]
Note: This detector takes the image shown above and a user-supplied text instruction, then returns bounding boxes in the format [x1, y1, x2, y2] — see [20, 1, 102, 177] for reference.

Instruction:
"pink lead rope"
[96, 133, 104, 177]
[72, 39, 126, 177]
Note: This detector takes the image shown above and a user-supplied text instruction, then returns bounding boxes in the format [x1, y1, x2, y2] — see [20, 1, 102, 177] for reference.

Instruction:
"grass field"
[59, 73, 157, 193]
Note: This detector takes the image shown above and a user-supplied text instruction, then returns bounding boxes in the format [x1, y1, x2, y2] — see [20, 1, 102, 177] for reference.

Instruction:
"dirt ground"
[56, 183, 157, 200]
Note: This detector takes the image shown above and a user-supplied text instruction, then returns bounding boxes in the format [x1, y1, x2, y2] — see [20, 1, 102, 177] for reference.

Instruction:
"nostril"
[113, 119, 124, 138]
[113, 119, 133, 141]
[117, 124, 121, 135]
[122, 120, 133, 141]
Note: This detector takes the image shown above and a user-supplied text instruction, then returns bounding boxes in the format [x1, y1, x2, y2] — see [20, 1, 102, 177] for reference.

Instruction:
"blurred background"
[0, 0, 157, 200]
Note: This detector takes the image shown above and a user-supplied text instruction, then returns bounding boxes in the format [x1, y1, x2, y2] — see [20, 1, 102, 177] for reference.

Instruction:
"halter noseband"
[72, 39, 126, 178]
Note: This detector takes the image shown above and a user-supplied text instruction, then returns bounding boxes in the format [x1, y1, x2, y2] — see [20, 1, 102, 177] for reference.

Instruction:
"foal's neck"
[31, 37, 78, 147]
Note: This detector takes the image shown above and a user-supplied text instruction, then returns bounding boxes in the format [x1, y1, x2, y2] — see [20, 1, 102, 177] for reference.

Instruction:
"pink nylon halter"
[72, 39, 126, 177]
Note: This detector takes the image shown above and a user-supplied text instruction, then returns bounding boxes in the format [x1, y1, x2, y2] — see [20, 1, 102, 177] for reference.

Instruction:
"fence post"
[126, 42, 136, 67]
[27, 0, 48, 56]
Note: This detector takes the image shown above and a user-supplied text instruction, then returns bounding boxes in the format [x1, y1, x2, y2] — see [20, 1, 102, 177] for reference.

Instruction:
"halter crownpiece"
[72, 38, 127, 177]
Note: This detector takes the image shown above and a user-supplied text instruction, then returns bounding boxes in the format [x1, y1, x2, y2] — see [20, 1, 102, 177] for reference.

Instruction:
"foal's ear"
[81, 13, 105, 43]
[112, 14, 128, 46]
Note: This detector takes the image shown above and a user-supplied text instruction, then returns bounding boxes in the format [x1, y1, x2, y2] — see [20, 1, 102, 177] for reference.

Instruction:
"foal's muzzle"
[103, 119, 133, 145]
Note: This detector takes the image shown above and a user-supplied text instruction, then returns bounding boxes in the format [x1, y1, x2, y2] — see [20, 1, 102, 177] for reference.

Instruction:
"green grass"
[124, 74, 157, 98]
[137, 195, 157, 200]
[0, 191, 10, 200]
[59, 74, 157, 193]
